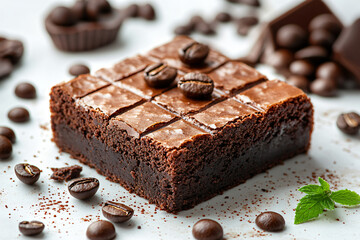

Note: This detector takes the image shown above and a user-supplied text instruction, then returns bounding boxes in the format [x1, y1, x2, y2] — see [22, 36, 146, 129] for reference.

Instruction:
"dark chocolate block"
[50, 36, 313, 213]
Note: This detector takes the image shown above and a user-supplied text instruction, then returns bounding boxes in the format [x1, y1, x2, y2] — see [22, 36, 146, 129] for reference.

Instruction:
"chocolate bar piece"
[50, 36, 313, 212]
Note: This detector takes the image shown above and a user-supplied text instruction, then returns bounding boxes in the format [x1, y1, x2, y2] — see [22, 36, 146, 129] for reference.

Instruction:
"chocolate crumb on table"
[50, 165, 82, 182]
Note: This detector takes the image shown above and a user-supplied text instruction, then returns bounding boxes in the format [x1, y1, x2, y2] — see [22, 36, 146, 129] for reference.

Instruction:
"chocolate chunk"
[255, 211, 285, 232]
[138, 4, 156, 20]
[19, 221, 45, 236]
[14, 163, 41, 185]
[15, 82, 37, 99]
[309, 29, 335, 48]
[192, 219, 223, 240]
[178, 41, 209, 65]
[144, 63, 177, 88]
[287, 75, 310, 92]
[226, 0, 260, 7]
[50, 165, 82, 182]
[86, 0, 101, 21]
[97, 0, 112, 13]
[124, 4, 139, 18]
[0, 126, 16, 143]
[190, 15, 204, 26]
[310, 78, 337, 97]
[237, 23, 251, 36]
[174, 25, 193, 35]
[215, 12, 232, 23]
[72, 0, 87, 21]
[68, 177, 99, 200]
[316, 62, 342, 82]
[276, 24, 307, 49]
[289, 60, 314, 77]
[195, 21, 216, 35]
[336, 112, 360, 135]
[8, 107, 30, 123]
[0, 136, 12, 160]
[0, 39, 24, 64]
[178, 73, 214, 99]
[266, 49, 293, 69]
[50, 6, 76, 26]
[69, 64, 90, 76]
[294, 46, 328, 62]
[0, 58, 13, 79]
[236, 16, 259, 27]
[86, 220, 116, 240]
[102, 201, 134, 223]
[309, 14, 342, 36]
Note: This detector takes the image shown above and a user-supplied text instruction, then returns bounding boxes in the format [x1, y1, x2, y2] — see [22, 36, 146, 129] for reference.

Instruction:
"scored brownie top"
[58, 36, 308, 149]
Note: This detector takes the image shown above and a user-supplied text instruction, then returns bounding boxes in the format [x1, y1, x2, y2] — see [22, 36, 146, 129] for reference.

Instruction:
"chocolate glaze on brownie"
[50, 36, 313, 213]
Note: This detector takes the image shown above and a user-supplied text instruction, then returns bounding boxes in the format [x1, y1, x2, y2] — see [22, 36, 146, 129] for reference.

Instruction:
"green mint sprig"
[294, 177, 360, 224]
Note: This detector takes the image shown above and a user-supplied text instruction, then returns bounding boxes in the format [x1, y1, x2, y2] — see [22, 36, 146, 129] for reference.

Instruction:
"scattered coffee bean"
[69, 64, 90, 76]
[15, 82, 36, 99]
[19, 221, 45, 236]
[310, 78, 337, 97]
[179, 41, 209, 65]
[102, 201, 134, 223]
[68, 177, 99, 199]
[294, 46, 328, 62]
[276, 24, 307, 49]
[289, 60, 314, 77]
[0, 136, 12, 159]
[138, 4, 156, 20]
[174, 25, 193, 35]
[86, 220, 116, 240]
[0, 126, 16, 143]
[309, 14, 342, 36]
[316, 62, 342, 82]
[144, 63, 177, 88]
[50, 165, 82, 182]
[14, 163, 41, 184]
[192, 219, 223, 240]
[178, 73, 214, 99]
[215, 12, 232, 23]
[267, 49, 293, 69]
[309, 29, 335, 48]
[0, 39, 24, 64]
[50, 6, 76, 26]
[8, 107, 30, 123]
[124, 4, 139, 18]
[287, 75, 310, 92]
[256, 211, 285, 232]
[336, 112, 360, 135]
[0, 58, 13, 79]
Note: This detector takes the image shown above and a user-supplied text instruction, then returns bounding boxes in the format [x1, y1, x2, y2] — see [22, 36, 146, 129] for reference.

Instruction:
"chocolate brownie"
[50, 36, 313, 213]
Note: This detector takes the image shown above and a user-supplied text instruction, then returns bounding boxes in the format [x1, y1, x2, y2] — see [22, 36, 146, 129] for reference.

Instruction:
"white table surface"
[0, 0, 360, 239]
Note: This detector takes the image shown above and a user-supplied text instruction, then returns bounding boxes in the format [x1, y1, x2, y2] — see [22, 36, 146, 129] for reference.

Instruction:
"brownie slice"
[50, 36, 313, 213]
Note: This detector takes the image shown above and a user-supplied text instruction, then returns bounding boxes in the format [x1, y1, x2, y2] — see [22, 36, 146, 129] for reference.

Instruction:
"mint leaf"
[298, 185, 324, 195]
[318, 177, 330, 192]
[294, 194, 326, 224]
[320, 197, 335, 210]
[330, 189, 360, 206]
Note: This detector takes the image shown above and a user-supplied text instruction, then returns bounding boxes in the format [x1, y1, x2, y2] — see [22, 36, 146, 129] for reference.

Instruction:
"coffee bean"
[19, 221, 45, 236]
[0, 58, 13, 79]
[0, 136, 12, 160]
[124, 4, 139, 18]
[178, 73, 214, 99]
[8, 107, 30, 123]
[336, 112, 360, 135]
[289, 60, 314, 77]
[138, 4, 156, 20]
[72, 0, 87, 21]
[50, 6, 76, 26]
[0, 40, 24, 64]
[0, 126, 16, 143]
[215, 12, 232, 23]
[68, 177, 99, 200]
[14, 163, 41, 185]
[287, 75, 310, 92]
[144, 63, 177, 88]
[102, 201, 134, 223]
[192, 219, 223, 240]
[309, 14, 342, 36]
[309, 29, 335, 48]
[174, 25, 194, 35]
[256, 211, 285, 232]
[267, 49, 293, 69]
[15, 82, 36, 99]
[316, 62, 342, 82]
[310, 78, 337, 97]
[69, 64, 90, 76]
[86, 220, 116, 240]
[276, 24, 307, 49]
[179, 41, 209, 65]
[294, 46, 328, 62]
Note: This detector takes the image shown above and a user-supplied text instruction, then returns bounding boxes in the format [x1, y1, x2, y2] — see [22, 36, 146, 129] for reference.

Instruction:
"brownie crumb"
[50, 165, 82, 182]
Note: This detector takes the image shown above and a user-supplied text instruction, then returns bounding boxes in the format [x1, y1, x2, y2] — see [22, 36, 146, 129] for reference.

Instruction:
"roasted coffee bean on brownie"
[50, 36, 313, 213]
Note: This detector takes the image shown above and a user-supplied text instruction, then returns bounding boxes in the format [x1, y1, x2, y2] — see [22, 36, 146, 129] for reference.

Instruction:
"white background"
[0, 0, 360, 239]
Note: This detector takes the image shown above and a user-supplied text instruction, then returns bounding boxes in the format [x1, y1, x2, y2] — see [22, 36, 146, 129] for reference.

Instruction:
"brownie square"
[50, 36, 314, 213]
